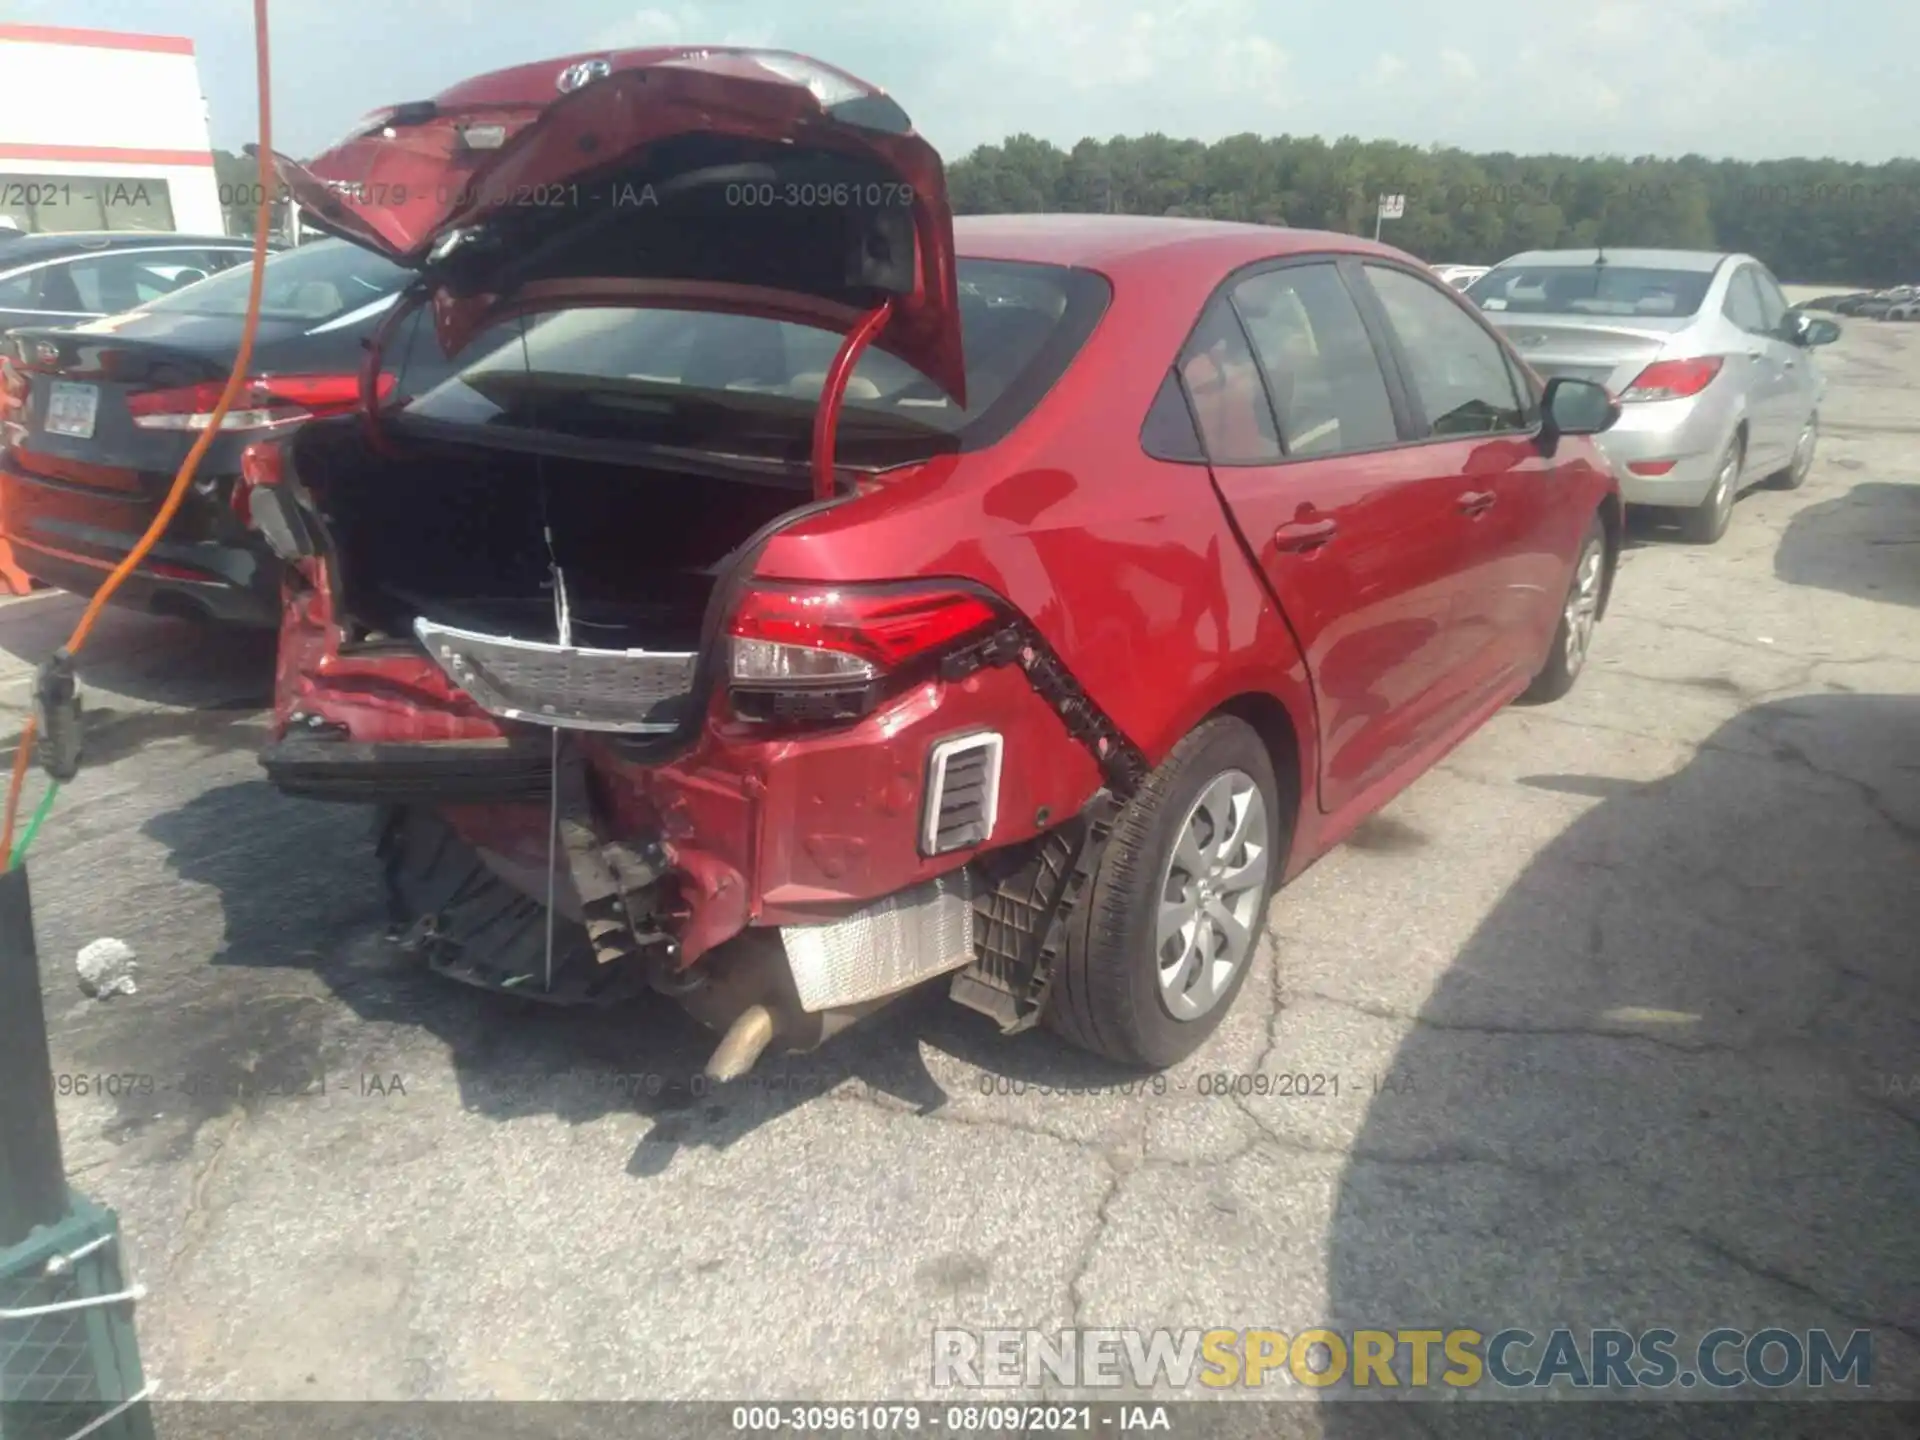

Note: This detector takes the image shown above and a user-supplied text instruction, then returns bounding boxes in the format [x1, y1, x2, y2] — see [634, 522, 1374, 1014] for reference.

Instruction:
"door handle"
[1457, 490, 1496, 515]
[1273, 517, 1338, 551]
[1747, 351, 1766, 363]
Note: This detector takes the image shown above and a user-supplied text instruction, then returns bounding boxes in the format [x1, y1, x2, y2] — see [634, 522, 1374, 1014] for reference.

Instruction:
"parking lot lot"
[5, 306, 1916, 1410]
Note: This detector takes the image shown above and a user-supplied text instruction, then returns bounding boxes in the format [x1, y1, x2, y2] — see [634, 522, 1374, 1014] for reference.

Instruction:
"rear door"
[1187, 258, 1468, 814]
[1353, 261, 1555, 704]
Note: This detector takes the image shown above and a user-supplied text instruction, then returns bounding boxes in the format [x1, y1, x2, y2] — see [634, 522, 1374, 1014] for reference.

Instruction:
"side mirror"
[1798, 315, 1842, 346]
[1540, 376, 1618, 438]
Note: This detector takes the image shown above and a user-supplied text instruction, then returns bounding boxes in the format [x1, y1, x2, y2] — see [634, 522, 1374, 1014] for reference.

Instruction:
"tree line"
[214, 136, 1920, 286]
[946, 135, 1920, 285]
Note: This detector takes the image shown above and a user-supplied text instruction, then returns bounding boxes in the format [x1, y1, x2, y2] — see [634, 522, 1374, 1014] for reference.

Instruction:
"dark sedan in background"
[0, 229, 260, 332]
[0, 238, 417, 625]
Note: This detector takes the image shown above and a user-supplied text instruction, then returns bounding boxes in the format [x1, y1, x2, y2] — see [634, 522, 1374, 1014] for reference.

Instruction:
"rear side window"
[1722, 267, 1767, 333]
[0, 269, 36, 307]
[1177, 297, 1282, 464]
[1363, 264, 1528, 438]
[1230, 264, 1398, 457]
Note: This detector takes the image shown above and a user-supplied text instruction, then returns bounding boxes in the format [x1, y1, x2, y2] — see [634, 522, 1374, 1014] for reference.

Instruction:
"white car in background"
[1433, 263, 1489, 289]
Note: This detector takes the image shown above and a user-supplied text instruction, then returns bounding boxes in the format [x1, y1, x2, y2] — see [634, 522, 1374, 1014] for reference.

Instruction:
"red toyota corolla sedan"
[243, 48, 1624, 1076]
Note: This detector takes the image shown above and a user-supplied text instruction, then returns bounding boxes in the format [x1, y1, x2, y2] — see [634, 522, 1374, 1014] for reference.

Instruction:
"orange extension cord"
[0, 0, 279, 861]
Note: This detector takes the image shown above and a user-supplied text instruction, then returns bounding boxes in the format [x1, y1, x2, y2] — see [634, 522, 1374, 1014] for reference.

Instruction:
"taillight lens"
[1619, 357, 1723, 403]
[726, 583, 1004, 723]
[127, 372, 395, 431]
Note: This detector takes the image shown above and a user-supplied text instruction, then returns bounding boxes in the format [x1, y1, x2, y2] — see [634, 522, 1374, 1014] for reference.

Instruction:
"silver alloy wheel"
[1155, 769, 1269, 1021]
[1707, 443, 1739, 524]
[1564, 537, 1604, 676]
[1790, 418, 1817, 483]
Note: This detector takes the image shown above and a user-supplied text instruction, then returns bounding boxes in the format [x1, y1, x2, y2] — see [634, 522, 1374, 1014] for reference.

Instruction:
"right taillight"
[726, 582, 1005, 726]
[1619, 356, 1724, 403]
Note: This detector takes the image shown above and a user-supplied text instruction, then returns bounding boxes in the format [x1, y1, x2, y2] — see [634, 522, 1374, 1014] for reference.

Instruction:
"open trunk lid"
[274, 47, 965, 403]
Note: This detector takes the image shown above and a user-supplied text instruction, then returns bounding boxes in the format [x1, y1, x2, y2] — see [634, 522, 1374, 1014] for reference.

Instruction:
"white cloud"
[1438, 48, 1477, 83]
[1371, 53, 1409, 85]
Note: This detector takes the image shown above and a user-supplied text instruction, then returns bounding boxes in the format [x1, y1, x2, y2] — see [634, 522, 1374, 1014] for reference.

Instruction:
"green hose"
[9, 780, 58, 869]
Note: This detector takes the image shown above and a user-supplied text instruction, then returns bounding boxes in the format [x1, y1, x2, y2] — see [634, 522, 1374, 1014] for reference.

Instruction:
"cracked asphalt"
[2, 299, 1915, 1422]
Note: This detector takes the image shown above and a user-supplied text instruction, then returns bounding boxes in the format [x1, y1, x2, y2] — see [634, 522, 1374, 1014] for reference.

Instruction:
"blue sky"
[19, 0, 1914, 165]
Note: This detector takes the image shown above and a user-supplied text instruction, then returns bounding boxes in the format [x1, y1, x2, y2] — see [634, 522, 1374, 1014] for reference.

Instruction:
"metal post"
[0, 863, 66, 1248]
[1374, 205, 1383, 242]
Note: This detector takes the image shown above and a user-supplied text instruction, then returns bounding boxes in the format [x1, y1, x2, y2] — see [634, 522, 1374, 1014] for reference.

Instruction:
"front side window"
[1750, 266, 1790, 332]
[1364, 264, 1527, 438]
[400, 259, 1109, 459]
[1722, 267, 1767, 333]
[1230, 263, 1398, 457]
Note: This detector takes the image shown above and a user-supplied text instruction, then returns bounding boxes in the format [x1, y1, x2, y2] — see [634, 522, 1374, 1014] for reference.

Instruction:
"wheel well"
[1212, 692, 1305, 850]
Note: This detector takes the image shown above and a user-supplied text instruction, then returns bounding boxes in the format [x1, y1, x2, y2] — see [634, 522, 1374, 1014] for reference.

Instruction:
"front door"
[1722, 265, 1794, 470]
[1354, 260, 1563, 693]
[1186, 260, 1467, 814]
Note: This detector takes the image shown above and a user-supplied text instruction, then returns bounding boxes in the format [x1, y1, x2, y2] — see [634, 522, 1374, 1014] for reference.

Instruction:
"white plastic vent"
[922, 731, 1003, 857]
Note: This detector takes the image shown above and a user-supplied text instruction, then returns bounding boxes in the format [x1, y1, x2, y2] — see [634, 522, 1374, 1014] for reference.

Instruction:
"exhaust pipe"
[706, 1004, 776, 1082]
[670, 934, 905, 1081]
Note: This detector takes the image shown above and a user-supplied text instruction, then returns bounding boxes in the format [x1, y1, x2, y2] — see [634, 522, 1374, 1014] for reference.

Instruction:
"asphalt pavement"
[3, 309, 1915, 1418]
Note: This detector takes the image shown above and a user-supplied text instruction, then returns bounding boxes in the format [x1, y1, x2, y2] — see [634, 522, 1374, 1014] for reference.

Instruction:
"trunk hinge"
[941, 621, 1148, 1032]
[810, 299, 895, 500]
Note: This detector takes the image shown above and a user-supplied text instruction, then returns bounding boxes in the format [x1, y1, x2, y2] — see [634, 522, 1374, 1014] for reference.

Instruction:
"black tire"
[1045, 715, 1285, 1069]
[1516, 515, 1606, 705]
[1679, 431, 1743, 544]
[1769, 412, 1817, 490]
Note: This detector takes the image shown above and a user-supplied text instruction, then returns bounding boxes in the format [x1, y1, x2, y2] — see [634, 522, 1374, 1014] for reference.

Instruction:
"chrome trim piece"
[415, 617, 698, 734]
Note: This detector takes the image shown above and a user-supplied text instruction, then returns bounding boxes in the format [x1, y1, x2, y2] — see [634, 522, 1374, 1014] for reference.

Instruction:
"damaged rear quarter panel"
[752, 324, 1318, 789]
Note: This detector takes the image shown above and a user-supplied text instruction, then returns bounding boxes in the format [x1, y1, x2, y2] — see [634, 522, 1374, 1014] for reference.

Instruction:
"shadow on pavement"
[1775, 481, 1920, 608]
[0, 593, 276, 714]
[120, 779, 1145, 1173]
[1320, 696, 1920, 1431]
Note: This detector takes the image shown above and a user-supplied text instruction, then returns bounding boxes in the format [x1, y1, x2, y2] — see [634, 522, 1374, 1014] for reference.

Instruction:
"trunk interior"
[289, 424, 808, 653]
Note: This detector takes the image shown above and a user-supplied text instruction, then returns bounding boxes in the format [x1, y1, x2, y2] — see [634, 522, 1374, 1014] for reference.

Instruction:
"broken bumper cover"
[261, 732, 555, 802]
[779, 867, 976, 1012]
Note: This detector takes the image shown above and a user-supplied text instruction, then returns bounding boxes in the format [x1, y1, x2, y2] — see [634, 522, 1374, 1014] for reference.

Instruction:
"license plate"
[45, 381, 99, 439]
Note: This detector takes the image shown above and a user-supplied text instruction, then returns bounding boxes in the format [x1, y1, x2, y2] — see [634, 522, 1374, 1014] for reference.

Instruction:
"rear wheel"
[1680, 432, 1742, 544]
[1770, 413, 1817, 490]
[1517, 515, 1605, 705]
[1046, 715, 1285, 1068]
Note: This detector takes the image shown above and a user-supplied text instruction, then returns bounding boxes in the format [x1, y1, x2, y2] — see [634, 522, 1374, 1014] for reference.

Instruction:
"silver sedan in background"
[1465, 248, 1840, 542]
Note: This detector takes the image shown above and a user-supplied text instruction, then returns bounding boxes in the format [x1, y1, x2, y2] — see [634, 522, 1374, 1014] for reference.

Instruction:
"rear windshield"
[141, 237, 409, 324]
[1466, 264, 1714, 318]
[395, 260, 1109, 460]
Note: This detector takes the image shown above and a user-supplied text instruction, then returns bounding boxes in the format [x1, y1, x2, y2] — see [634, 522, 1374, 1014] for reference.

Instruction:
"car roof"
[1493, 248, 1736, 272]
[953, 213, 1411, 277]
[0, 231, 252, 264]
